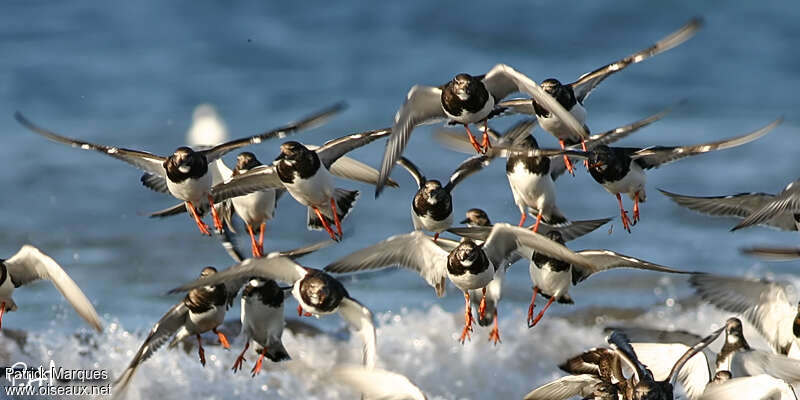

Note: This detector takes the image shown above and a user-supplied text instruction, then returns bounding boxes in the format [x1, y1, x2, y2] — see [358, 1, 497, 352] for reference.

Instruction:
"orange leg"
[559, 140, 576, 176]
[232, 341, 250, 372]
[526, 286, 539, 327]
[530, 295, 556, 327]
[433, 232, 440, 242]
[616, 193, 632, 233]
[480, 120, 491, 152]
[246, 224, 263, 258]
[478, 287, 487, 320]
[464, 124, 483, 154]
[313, 207, 339, 242]
[581, 139, 589, 168]
[258, 223, 266, 255]
[518, 212, 527, 227]
[330, 197, 342, 238]
[186, 201, 211, 235]
[0, 302, 5, 331]
[459, 292, 474, 344]
[296, 305, 311, 317]
[488, 309, 501, 345]
[531, 211, 543, 233]
[213, 327, 230, 349]
[197, 334, 206, 367]
[632, 192, 640, 225]
[251, 347, 267, 377]
[208, 195, 224, 232]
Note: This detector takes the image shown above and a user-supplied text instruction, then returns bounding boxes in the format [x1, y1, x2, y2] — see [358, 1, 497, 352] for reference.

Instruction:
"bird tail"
[307, 189, 359, 231]
[264, 339, 291, 362]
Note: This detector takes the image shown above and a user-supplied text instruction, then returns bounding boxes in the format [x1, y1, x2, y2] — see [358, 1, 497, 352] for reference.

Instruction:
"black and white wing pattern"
[200, 102, 346, 162]
[570, 18, 703, 102]
[481, 223, 594, 270]
[15, 112, 167, 176]
[690, 274, 799, 356]
[549, 106, 673, 180]
[111, 303, 188, 399]
[396, 157, 426, 188]
[168, 254, 309, 294]
[210, 165, 285, 203]
[733, 180, 800, 231]
[316, 128, 393, 170]
[444, 155, 490, 193]
[631, 118, 781, 170]
[571, 249, 694, 284]
[659, 189, 799, 231]
[378, 86, 447, 195]
[325, 231, 449, 297]
[489, 64, 589, 139]
[5, 245, 103, 332]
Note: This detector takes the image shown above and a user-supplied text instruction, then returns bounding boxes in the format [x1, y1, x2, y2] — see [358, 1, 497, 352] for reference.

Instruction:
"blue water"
[1, 1, 799, 399]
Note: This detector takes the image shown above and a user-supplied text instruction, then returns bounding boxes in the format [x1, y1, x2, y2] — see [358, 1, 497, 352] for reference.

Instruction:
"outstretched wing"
[733, 180, 800, 231]
[377, 85, 446, 196]
[523, 374, 604, 400]
[168, 254, 308, 293]
[483, 223, 594, 271]
[690, 274, 798, 355]
[338, 297, 377, 369]
[201, 102, 346, 161]
[5, 245, 102, 332]
[325, 231, 449, 297]
[631, 118, 780, 169]
[571, 249, 694, 285]
[659, 189, 799, 231]
[111, 303, 188, 399]
[15, 112, 167, 176]
[570, 18, 702, 102]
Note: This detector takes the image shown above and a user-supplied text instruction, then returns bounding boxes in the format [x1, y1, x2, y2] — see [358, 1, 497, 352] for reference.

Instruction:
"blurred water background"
[1, 1, 799, 398]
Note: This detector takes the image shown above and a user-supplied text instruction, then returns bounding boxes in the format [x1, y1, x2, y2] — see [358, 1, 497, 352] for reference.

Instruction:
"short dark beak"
[459, 218, 469, 224]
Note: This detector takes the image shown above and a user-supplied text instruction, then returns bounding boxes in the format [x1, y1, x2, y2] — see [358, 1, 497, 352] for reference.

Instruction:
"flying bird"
[0, 245, 102, 333]
[375, 63, 588, 196]
[498, 18, 702, 175]
[15, 103, 344, 235]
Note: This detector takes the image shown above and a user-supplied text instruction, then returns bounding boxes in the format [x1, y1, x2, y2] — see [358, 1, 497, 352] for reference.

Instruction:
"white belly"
[507, 165, 557, 214]
[443, 96, 495, 125]
[411, 209, 453, 233]
[241, 296, 285, 346]
[601, 162, 647, 201]
[787, 341, 800, 360]
[284, 167, 334, 208]
[448, 264, 495, 292]
[538, 103, 587, 142]
[186, 304, 226, 334]
[231, 189, 276, 226]
[529, 260, 572, 298]
[166, 172, 212, 203]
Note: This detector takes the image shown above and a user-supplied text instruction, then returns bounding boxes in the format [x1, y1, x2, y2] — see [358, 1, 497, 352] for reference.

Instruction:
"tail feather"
[308, 189, 359, 231]
[264, 339, 291, 362]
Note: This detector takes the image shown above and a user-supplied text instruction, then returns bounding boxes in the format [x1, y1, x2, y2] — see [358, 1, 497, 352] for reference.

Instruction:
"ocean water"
[1, 1, 799, 398]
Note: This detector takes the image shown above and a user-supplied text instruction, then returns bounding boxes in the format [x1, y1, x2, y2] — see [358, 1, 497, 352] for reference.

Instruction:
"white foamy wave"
[2, 279, 797, 400]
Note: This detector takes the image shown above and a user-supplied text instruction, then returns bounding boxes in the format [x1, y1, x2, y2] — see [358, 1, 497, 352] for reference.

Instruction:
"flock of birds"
[3, 16, 800, 400]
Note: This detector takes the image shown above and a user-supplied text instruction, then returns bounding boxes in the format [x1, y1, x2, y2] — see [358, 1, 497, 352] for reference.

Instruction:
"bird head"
[235, 152, 262, 174]
[460, 208, 491, 226]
